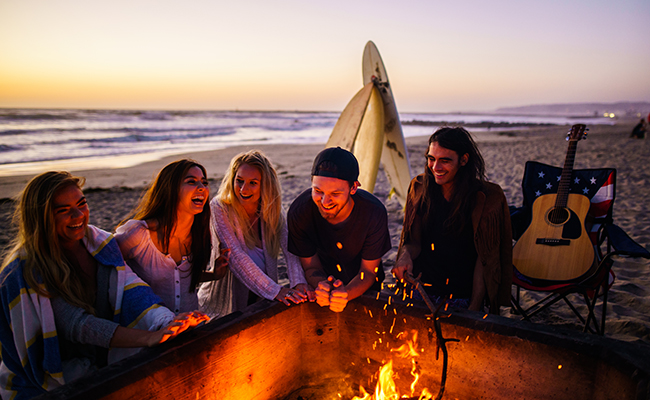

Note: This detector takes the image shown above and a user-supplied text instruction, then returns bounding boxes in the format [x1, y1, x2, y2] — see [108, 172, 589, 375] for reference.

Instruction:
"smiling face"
[177, 166, 209, 216]
[311, 176, 358, 225]
[234, 163, 262, 212]
[53, 184, 89, 249]
[427, 142, 468, 200]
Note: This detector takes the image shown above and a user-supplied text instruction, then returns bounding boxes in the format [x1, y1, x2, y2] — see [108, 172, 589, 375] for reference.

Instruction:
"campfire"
[350, 330, 434, 400]
[38, 294, 650, 400]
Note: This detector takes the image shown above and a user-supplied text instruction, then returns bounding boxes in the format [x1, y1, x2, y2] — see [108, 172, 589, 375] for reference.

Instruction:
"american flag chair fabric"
[510, 161, 649, 334]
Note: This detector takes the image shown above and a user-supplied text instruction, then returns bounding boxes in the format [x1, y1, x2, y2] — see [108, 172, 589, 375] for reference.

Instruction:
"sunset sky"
[1, 0, 649, 112]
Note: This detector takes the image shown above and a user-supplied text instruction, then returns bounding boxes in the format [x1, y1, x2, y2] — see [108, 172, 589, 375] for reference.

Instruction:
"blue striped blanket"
[0, 225, 174, 399]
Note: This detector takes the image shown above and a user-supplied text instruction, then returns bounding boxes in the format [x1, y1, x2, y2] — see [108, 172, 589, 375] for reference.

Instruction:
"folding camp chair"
[509, 161, 650, 335]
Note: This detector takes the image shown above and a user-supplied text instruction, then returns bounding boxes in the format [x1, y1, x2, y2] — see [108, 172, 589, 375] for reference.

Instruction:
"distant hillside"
[495, 102, 650, 117]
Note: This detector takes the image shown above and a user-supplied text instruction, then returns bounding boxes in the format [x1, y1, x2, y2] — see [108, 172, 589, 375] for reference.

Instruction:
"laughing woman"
[198, 150, 313, 318]
[0, 172, 206, 400]
[116, 159, 225, 315]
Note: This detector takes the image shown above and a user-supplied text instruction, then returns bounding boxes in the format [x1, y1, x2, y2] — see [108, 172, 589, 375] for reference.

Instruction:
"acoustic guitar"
[513, 124, 595, 282]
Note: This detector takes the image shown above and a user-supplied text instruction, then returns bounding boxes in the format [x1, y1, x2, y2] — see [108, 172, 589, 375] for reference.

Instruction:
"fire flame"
[351, 331, 432, 400]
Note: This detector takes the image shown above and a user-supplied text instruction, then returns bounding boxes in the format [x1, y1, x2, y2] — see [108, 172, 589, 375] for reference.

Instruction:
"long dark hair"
[118, 159, 211, 291]
[410, 127, 487, 237]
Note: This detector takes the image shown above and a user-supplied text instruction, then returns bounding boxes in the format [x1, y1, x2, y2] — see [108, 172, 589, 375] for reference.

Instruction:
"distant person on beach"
[630, 118, 646, 139]
[197, 150, 312, 318]
[288, 147, 392, 312]
[392, 127, 512, 314]
[115, 159, 227, 314]
[0, 171, 207, 400]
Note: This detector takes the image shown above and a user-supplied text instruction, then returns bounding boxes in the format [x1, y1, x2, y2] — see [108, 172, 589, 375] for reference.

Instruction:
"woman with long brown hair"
[0, 171, 205, 400]
[116, 159, 225, 314]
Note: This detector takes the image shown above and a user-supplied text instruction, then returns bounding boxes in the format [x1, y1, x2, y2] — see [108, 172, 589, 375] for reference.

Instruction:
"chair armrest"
[604, 224, 650, 258]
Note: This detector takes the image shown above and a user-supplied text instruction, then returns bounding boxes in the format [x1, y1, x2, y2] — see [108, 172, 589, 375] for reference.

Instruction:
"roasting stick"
[403, 273, 459, 400]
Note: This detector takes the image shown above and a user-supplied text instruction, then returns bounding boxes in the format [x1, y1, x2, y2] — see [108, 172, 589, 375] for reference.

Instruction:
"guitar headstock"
[566, 124, 588, 141]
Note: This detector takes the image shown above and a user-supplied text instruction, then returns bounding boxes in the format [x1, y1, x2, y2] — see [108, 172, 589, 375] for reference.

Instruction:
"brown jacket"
[398, 174, 513, 313]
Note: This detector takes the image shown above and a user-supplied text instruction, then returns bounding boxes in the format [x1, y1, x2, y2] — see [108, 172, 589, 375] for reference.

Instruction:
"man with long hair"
[288, 147, 392, 312]
[392, 127, 512, 314]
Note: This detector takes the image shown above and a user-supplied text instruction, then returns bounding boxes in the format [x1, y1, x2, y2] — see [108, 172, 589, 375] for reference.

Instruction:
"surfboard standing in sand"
[362, 41, 412, 207]
[326, 41, 412, 205]
[325, 82, 384, 192]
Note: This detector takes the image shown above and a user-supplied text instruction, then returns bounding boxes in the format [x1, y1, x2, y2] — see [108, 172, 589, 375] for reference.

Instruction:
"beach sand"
[1, 120, 648, 344]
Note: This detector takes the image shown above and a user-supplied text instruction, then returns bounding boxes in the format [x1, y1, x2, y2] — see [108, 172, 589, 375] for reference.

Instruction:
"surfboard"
[351, 84, 384, 192]
[325, 82, 384, 192]
[362, 41, 412, 207]
[326, 82, 374, 150]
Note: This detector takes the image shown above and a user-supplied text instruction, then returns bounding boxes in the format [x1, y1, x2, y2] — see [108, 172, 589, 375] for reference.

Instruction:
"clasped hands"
[315, 276, 348, 313]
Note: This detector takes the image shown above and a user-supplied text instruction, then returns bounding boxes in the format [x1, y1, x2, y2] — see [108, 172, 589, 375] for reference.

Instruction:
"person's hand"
[315, 277, 334, 307]
[328, 279, 348, 312]
[158, 311, 210, 344]
[275, 286, 307, 306]
[294, 283, 316, 302]
[391, 253, 413, 282]
[213, 247, 230, 280]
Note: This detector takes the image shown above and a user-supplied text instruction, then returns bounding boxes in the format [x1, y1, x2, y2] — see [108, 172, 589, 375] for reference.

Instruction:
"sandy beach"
[1, 120, 648, 344]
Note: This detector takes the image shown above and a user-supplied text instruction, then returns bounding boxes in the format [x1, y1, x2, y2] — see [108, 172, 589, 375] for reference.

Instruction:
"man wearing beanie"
[288, 147, 391, 312]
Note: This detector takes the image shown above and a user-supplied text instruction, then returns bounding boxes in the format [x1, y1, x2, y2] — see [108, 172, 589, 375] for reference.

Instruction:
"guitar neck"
[554, 124, 586, 209]
[555, 139, 578, 208]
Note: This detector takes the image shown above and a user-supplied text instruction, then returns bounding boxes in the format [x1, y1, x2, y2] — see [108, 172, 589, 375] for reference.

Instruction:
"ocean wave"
[0, 127, 86, 136]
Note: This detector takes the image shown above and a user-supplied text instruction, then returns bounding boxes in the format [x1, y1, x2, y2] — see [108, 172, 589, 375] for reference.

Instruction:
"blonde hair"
[217, 150, 283, 259]
[1, 171, 95, 313]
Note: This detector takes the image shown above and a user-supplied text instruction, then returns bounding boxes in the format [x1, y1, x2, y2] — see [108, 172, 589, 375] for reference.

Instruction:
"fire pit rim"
[34, 293, 650, 400]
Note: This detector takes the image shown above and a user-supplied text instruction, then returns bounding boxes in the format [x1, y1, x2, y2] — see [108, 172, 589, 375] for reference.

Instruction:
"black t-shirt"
[413, 197, 477, 299]
[288, 188, 391, 289]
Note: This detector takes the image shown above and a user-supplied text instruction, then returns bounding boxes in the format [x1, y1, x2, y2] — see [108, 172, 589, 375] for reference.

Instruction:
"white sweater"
[197, 199, 307, 318]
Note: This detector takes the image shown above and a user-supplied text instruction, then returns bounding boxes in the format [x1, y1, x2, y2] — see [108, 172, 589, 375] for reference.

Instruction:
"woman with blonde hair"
[0, 171, 205, 400]
[116, 159, 226, 314]
[198, 150, 312, 317]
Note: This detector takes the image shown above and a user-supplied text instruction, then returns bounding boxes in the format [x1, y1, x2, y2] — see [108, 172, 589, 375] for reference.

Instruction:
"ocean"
[0, 108, 615, 173]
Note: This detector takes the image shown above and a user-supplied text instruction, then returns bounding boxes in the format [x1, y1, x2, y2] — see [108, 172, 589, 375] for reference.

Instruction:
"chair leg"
[582, 287, 603, 335]
[562, 296, 588, 327]
[510, 294, 527, 318]
[526, 292, 567, 319]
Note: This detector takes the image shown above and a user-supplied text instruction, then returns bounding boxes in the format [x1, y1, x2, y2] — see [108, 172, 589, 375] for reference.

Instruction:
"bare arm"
[393, 216, 423, 281]
[200, 247, 230, 282]
[299, 254, 328, 289]
[342, 258, 379, 301]
[109, 311, 209, 348]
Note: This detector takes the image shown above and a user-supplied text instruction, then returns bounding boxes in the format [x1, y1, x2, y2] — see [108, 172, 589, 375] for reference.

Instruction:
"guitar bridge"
[535, 238, 570, 246]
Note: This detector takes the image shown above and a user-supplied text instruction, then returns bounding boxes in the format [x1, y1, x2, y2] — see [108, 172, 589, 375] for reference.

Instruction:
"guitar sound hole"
[547, 207, 569, 225]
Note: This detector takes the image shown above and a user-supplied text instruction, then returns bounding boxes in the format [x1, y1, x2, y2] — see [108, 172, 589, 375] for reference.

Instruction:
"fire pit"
[37, 294, 650, 400]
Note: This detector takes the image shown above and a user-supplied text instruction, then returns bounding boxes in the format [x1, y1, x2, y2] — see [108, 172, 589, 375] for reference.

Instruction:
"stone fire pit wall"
[36, 294, 650, 400]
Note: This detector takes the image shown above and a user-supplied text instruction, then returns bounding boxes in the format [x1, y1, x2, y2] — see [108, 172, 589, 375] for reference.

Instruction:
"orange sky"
[1, 0, 649, 112]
